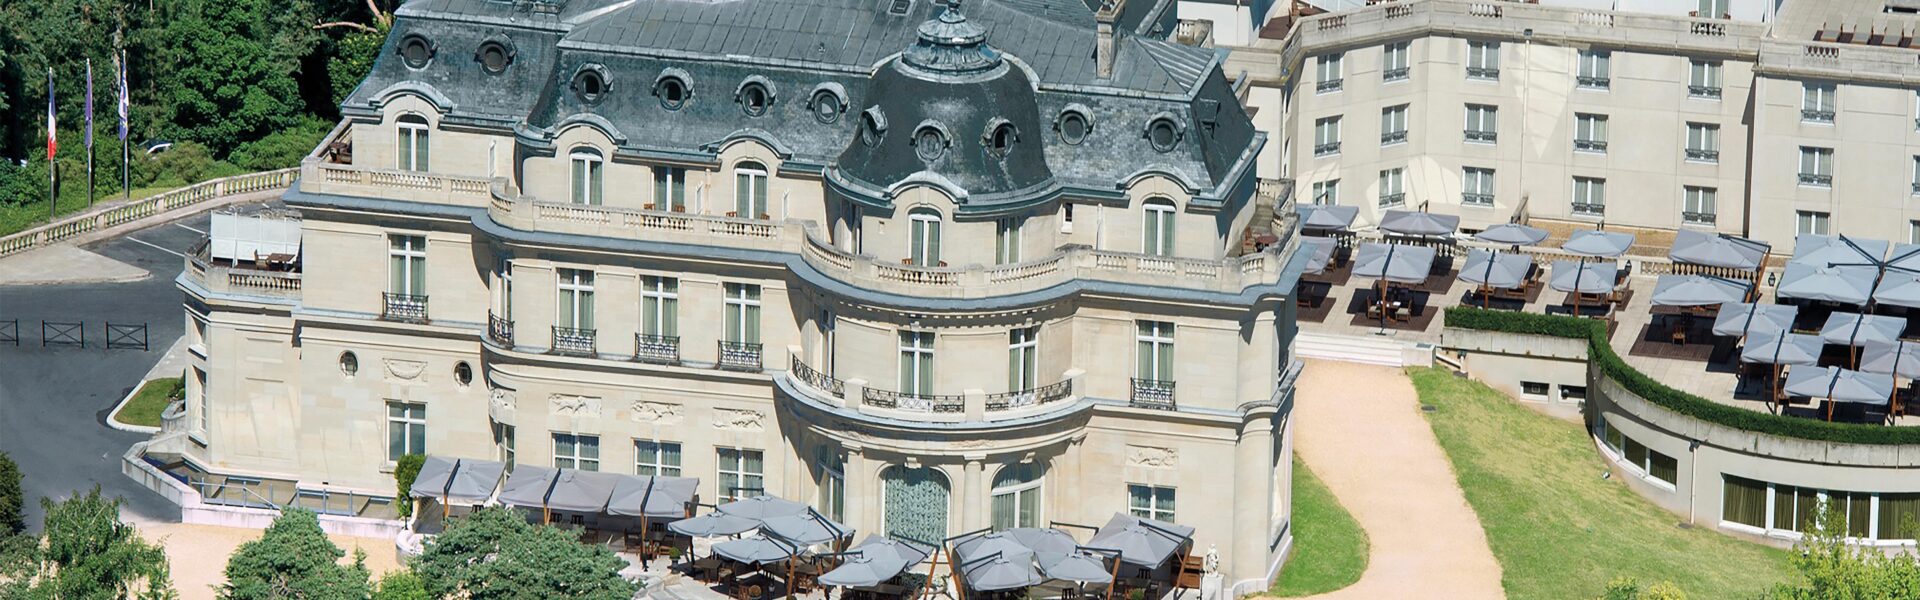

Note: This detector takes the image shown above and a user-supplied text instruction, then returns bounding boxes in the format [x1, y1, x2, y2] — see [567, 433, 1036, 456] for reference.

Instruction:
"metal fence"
[0, 320, 149, 351]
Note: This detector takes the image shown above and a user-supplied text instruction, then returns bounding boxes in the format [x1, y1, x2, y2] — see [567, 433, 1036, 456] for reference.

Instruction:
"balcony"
[1685, 148, 1719, 162]
[1462, 193, 1494, 206]
[1381, 131, 1407, 145]
[634, 334, 681, 365]
[1688, 85, 1722, 99]
[785, 356, 1081, 422]
[1576, 75, 1610, 89]
[1801, 109, 1835, 124]
[381, 293, 428, 323]
[298, 125, 492, 208]
[1572, 202, 1607, 216]
[718, 341, 763, 371]
[1798, 173, 1832, 187]
[1378, 193, 1406, 207]
[1466, 66, 1499, 80]
[1574, 139, 1608, 152]
[790, 356, 844, 396]
[1316, 78, 1343, 93]
[1683, 211, 1717, 225]
[551, 326, 597, 356]
[985, 380, 1075, 411]
[1382, 67, 1409, 81]
[488, 313, 514, 347]
[182, 240, 301, 302]
[1129, 378, 1177, 410]
[1313, 142, 1341, 156]
[1464, 130, 1497, 143]
[864, 388, 966, 413]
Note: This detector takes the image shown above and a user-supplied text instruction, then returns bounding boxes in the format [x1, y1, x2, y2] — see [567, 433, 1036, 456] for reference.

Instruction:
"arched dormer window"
[396, 114, 430, 172]
[734, 161, 769, 219]
[991, 463, 1044, 530]
[570, 147, 604, 206]
[1143, 197, 1176, 256]
[908, 207, 942, 267]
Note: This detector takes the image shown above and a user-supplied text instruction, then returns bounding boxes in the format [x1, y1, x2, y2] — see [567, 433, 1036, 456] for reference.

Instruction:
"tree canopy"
[217, 509, 371, 600]
[412, 507, 638, 600]
[0, 487, 176, 600]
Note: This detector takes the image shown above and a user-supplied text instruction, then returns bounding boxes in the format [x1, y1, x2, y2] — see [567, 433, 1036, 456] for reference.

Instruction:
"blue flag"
[85, 59, 94, 149]
[117, 52, 129, 143]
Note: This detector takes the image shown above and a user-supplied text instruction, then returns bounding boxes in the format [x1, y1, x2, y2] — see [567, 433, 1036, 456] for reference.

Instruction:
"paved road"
[0, 213, 215, 529]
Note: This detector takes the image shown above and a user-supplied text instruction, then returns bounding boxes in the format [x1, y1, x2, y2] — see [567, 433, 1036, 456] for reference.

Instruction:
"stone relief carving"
[488, 388, 516, 423]
[1126, 445, 1179, 468]
[630, 401, 683, 424]
[384, 359, 427, 381]
[550, 394, 603, 418]
[713, 408, 765, 431]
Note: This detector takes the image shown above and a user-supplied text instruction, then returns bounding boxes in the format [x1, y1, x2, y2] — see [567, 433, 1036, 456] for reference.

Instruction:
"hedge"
[1443, 306, 1920, 445]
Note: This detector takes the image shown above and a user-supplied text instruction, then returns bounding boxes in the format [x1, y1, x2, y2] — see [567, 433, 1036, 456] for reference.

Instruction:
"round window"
[1147, 118, 1181, 152]
[1059, 110, 1091, 145]
[861, 108, 886, 147]
[656, 76, 689, 110]
[478, 42, 511, 74]
[740, 82, 771, 117]
[454, 361, 474, 386]
[987, 123, 1016, 159]
[400, 36, 433, 69]
[914, 127, 947, 161]
[340, 351, 359, 377]
[574, 68, 607, 103]
[811, 90, 843, 124]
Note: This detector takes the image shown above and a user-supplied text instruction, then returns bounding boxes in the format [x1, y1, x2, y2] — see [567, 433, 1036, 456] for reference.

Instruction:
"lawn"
[1269, 456, 1368, 596]
[1409, 367, 1794, 599]
[114, 377, 183, 428]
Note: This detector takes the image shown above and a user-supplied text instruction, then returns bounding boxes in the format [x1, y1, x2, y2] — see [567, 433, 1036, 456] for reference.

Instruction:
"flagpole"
[47, 67, 56, 223]
[86, 58, 95, 210]
[121, 49, 130, 201]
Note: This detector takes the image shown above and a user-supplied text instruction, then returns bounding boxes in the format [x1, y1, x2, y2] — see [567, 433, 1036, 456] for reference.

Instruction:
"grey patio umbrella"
[1650, 274, 1749, 307]
[1474, 223, 1549, 246]
[1299, 237, 1336, 275]
[1560, 229, 1635, 258]
[408, 457, 460, 501]
[1739, 331, 1824, 366]
[1037, 550, 1115, 585]
[608, 475, 700, 519]
[1003, 528, 1080, 556]
[1818, 312, 1907, 347]
[958, 551, 1044, 593]
[759, 510, 851, 546]
[1085, 513, 1196, 568]
[1459, 249, 1532, 290]
[713, 535, 799, 566]
[1352, 242, 1437, 284]
[496, 466, 559, 510]
[1548, 260, 1617, 295]
[819, 536, 935, 588]
[1874, 271, 1920, 309]
[1710, 303, 1798, 338]
[1791, 234, 1888, 267]
[1378, 209, 1460, 237]
[443, 459, 506, 504]
[1296, 204, 1359, 231]
[1860, 340, 1920, 379]
[1668, 229, 1770, 270]
[543, 469, 623, 514]
[1783, 366, 1894, 420]
[668, 512, 760, 538]
[954, 532, 1039, 564]
[716, 495, 810, 521]
[1775, 263, 1877, 305]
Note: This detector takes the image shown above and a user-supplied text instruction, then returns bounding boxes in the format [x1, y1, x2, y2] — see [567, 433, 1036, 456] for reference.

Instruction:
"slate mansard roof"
[345, 0, 1265, 213]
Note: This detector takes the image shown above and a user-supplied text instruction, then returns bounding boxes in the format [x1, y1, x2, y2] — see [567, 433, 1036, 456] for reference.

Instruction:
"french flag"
[46, 67, 56, 160]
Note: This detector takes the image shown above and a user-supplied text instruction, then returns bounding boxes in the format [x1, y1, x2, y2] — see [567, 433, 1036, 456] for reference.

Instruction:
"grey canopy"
[668, 512, 760, 538]
[1460, 250, 1533, 290]
[759, 511, 851, 546]
[411, 457, 503, 504]
[1299, 238, 1337, 275]
[1650, 274, 1749, 307]
[819, 536, 934, 588]
[607, 475, 700, 518]
[1861, 340, 1920, 379]
[1474, 223, 1549, 246]
[1783, 366, 1894, 405]
[1296, 204, 1359, 231]
[1739, 331, 1825, 366]
[1891, 243, 1920, 269]
[1818, 312, 1907, 347]
[1711, 303, 1799, 338]
[1378, 210, 1460, 237]
[1085, 513, 1195, 568]
[716, 495, 810, 521]
[1873, 271, 1920, 309]
[1548, 260, 1617, 295]
[1791, 234, 1888, 267]
[1560, 229, 1635, 258]
[408, 457, 461, 501]
[1038, 550, 1115, 584]
[543, 470, 623, 513]
[1775, 263, 1877, 305]
[1002, 528, 1079, 556]
[958, 551, 1043, 592]
[496, 466, 559, 509]
[1352, 243, 1436, 284]
[713, 536, 799, 565]
[1668, 229, 1770, 270]
[953, 532, 1038, 564]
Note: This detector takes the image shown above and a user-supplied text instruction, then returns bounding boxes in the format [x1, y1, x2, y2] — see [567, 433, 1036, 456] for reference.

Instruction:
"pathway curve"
[1288, 360, 1505, 599]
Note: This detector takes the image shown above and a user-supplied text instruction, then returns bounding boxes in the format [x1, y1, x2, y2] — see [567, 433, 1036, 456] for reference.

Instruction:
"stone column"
[961, 454, 986, 532]
[844, 442, 870, 535]
[1231, 406, 1279, 589]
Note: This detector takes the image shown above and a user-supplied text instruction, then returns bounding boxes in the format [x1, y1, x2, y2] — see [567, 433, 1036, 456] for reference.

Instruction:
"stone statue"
[1203, 544, 1220, 574]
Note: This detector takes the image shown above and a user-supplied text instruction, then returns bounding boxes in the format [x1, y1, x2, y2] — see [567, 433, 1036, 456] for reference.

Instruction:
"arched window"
[734, 161, 768, 219]
[816, 446, 846, 522]
[908, 207, 942, 267]
[1143, 198, 1176, 257]
[882, 465, 950, 543]
[396, 114, 430, 172]
[991, 463, 1043, 530]
[570, 148, 604, 206]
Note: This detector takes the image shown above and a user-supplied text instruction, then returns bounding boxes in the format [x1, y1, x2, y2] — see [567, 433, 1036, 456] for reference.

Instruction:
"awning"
[1560, 229, 1635, 258]
[1474, 223, 1549, 246]
[1650, 274, 1749, 307]
[1352, 243, 1436, 284]
[1775, 263, 1877, 305]
[1299, 238, 1337, 275]
[1711, 303, 1798, 338]
[1002, 528, 1080, 556]
[1818, 312, 1907, 347]
[668, 512, 760, 538]
[408, 456, 460, 502]
[1739, 331, 1825, 366]
[1296, 204, 1359, 231]
[1548, 260, 1617, 295]
[1668, 229, 1769, 270]
[716, 495, 810, 520]
[1459, 250, 1533, 290]
[714, 535, 799, 566]
[1038, 550, 1115, 584]
[496, 466, 559, 510]
[543, 469, 623, 513]
[1861, 340, 1920, 379]
[954, 532, 1039, 564]
[958, 551, 1043, 592]
[1783, 366, 1894, 405]
[1873, 272, 1920, 308]
[607, 475, 700, 518]
[760, 510, 852, 546]
[1378, 210, 1460, 237]
[1791, 234, 1888, 267]
[1085, 513, 1195, 568]
[818, 535, 935, 588]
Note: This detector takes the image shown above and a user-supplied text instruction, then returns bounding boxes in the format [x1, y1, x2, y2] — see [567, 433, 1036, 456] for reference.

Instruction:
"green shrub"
[373, 570, 430, 600]
[0, 451, 21, 536]
[394, 454, 425, 519]
[229, 118, 332, 171]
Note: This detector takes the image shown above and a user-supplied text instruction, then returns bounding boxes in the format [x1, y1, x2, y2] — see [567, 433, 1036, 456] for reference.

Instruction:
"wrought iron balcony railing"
[1316, 78, 1342, 93]
[789, 355, 844, 396]
[1801, 109, 1835, 123]
[1378, 192, 1405, 207]
[1464, 130, 1497, 143]
[1572, 202, 1607, 215]
[634, 334, 680, 365]
[1466, 66, 1499, 80]
[1683, 211, 1717, 225]
[1129, 378, 1176, 410]
[1798, 173, 1832, 187]
[551, 326, 597, 356]
[1382, 67, 1409, 82]
[863, 388, 965, 413]
[381, 293, 428, 323]
[1685, 148, 1719, 162]
[718, 340, 763, 371]
[1577, 75, 1610, 89]
[984, 380, 1075, 411]
[1574, 139, 1608, 152]
[1313, 142, 1341, 156]
[1462, 193, 1494, 206]
[488, 313, 514, 347]
[1380, 131, 1407, 145]
[1688, 85, 1722, 99]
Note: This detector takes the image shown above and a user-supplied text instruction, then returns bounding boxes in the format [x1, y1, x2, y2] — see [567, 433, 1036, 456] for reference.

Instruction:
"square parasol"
[1352, 242, 1436, 284]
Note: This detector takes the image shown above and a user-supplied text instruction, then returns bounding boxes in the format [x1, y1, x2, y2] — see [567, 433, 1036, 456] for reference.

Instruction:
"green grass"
[1409, 367, 1794, 600]
[1270, 457, 1369, 596]
[113, 377, 183, 428]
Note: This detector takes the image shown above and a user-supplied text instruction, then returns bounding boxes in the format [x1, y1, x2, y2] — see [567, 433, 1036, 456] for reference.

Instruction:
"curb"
[107, 377, 169, 434]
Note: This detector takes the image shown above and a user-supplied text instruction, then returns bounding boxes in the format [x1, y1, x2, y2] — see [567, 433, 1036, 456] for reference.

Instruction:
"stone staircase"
[1295, 331, 1431, 367]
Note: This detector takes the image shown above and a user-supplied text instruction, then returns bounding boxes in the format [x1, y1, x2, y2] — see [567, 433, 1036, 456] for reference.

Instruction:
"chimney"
[1096, 0, 1127, 79]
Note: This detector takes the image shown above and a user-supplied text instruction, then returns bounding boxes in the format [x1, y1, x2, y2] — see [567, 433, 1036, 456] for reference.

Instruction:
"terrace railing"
[2, 168, 298, 259]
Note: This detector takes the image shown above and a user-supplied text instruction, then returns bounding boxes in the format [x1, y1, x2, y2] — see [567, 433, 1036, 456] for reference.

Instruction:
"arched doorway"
[881, 465, 950, 543]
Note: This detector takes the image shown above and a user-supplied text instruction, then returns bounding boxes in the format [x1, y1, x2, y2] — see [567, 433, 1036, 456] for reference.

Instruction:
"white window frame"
[717, 447, 764, 502]
[1462, 167, 1494, 205]
[388, 234, 427, 296]
[734, 164, 768, 218]
[1798, 146, 1834, 187]
[995, 218, 1022, 264]
[1688, 60, 1723, 98]
[653, 166, 687, 211]
[1311, 179, 1339, 205]
[640, 275, 678, 338]
[991, 466, 1044, 530]
[556, 268, 595, 330]
[396, 115, 430, 172]
[1698, 0, 1729, 18]
[634, 439, 682, 477]
[1684, 186, 1717, 225]
[1143, 199, 1176, 257]
[1382, 42, 1410, 82]
[1572, 177, 1606, 215]
[386, 402, 426, 463]
[552, 432, 600, 471]
[1574, 113, 1608, 153]
[818, 451, 846, 522]
[493, 422, 516, 466]
[909, 208, 942, 267]
[1381, 104, 1408, 145]
[1378, 167, 1406, 207]
[1464, 104, 1497, 143]
[1315, 53, 1343, 92]
[1135, 320, 1175, 382]
[1802, 83, 1837, 123]
[570, 148, 604, 205]
[898, 330, 936, 396]
[1313, 116, 1341, 156]
[1797, 210, 1830, 236]
[1009, 326, 1040, 392]
[724, 282, 762, 344]
[1686, 123, 1720, 162]
[1911, 156, 1920, 196]
[1910, 220, 1920, 245]
[1576, 50, 1610, 89]
[1466, 41, 1499, 80]
[1128, 483, 1176, 522]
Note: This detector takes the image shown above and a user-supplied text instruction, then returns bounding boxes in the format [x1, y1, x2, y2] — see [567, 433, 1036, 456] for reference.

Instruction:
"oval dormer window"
[739, 81, 772, 117]
[914, 125, 948, 162]
[811, 88, 844, 124]
[861, 107, 887, 147]
[656, 75, 690, 111]
[399, 35, 434, 70]
[1058, 109, 1092, 145]
[1147, 117, 1181, 153]
[573, 66, 608, 104]
[477, 41, 512, 74]
[986, 121, 1017, 159]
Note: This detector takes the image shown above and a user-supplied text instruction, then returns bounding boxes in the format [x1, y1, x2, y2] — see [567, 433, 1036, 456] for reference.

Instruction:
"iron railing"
[985, 379, 1075, 411]
[552, 326, 597, 356]
[1316, 78, 1342, 93]
[789, 355, 844, 396]
[1572, 202, 1607, 215]
[635, 334, 680, 365]
[1683, 211, 1718, 225]
[718, 341, 763, 371]
[1378, 192, 1405, 207]
[1464, 129, 1497, 143]
[1380, 131, 1407, 145]
[381, 293, 428, 323]
[1798, 173, 1832, 186]
[1313, 142, 1341, 156]
[1129, 378, 1177, 410]
[1685, 148, 1719, 162]
[1801, 109, 1835, 123]
[488, 312, 514, 347]
[863, 388, 965, 413]
[1577, 75, 1610, 88]
[1382, 67, 1409, 81]
[1574, 139, 1608, 152]
[1688, 85, 1722, 99]
[1462, 193, 1494, 206]
[1466, 66, 1499, 79]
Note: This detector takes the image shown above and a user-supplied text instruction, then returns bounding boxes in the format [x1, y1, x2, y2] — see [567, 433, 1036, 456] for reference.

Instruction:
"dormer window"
[572, 66, 609, 104]
[571, 148, 604, 206]
[738, 80, 774, 117]
[1057, 107, 1092, 145]
[861, 107, 888, 147]
[914, 125, 948, 162]
[1146, 116, 1182, 153]
[477, 41, 513, 74]
[399, 35, 434, 69]
[396, 114, 430, 172]
[810, 85, 846, 124]
[654, 72, 690, 111]
[985, 121, 1016, 159]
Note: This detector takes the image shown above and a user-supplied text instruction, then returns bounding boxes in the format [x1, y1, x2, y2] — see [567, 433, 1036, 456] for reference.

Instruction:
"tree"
[371, 571, 427, 600]
[0, 451, 23, 536]
[392, 454, 424, 519]
[1766, 505, 1920, 599]
[412, 507, 638, 600]
[217, 508, 370, 600]
[16, 487, 176, 600]
[145, 0, 320, 156]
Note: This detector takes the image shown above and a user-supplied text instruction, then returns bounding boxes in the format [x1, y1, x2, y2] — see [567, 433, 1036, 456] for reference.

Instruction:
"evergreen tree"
[413, 507, 637, 600]
[218, 509, 371, 600]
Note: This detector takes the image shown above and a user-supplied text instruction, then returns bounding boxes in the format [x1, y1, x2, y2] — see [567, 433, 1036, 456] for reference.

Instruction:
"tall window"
[556, 268, 595, 330]
[1135, 320, 1175, 383]
[1378, 167, 1406, 207]
[570, 148, 604, 205]
[717, 448, 764, 502]
[635, 439, 682, 476]
[1128, 484, 1176, 522]
[1576, 50, 1610, 89]
[734, 162, 768, 218]
[991, 464, 1043, 530]
[1312, 179, 1339, 205]
[1381, 42, 1410, 82]
[1315, 53, 1343, 93]
[995, 218, 1021, 264]
[1380, 104, 1408, 145]
[1802, 83, 1837, 123]
[1462, 167, 1494, 205]
[396, 114, 430, 172]
[817, 448, 846, 522]
[387, 402, 425, 462]
[1572, 177, 1606, 215]
[724, 283, 761, 344]
[1143, 199, 1176, 256]
[908, 208, 942, 267]
[1797, 210, 1830, 235]
[492, 422, 516, 467]
[1313, 116, 1341, 156]
[496, 259, 514, 320]
[640, 276, 678, 337]
[553, 433, 599, 471]
[1798, 146, 1834, 187]
[193, 368, 209, 435]
[1913, 156, 1920, 195]
[1686, 123, 1720, 162]
[898, 330, 935, 396]
[1698, 0, 1728, 17]
[653, 167, 687, 211]
[1466, 41, 1499, 80]
[1574, 114, 1609, 152]
[1684, 186, 1717, 225]
[1009, 326, 1039, 392]
[1464, 104, 1498, 143]
[388, 235, 426, 296]
[1688, 60, 1723, 98]
[1911, 220, 1920, 245]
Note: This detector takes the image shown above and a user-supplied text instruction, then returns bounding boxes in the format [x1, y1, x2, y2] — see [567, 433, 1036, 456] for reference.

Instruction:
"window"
[1315, 53, 1343, 93]
[724, 283, 761, 344]
[454, 362, 473, 386]
[1880, 493, 1920, 540]
[991, 464, 1043, 530]
[570, 148, 603, 205]
[635, 439, 682, 477]
[1912, 156, 1920, 195]
[1576, 50, 1610, 89]
[1685, 123, 1720, 162]
[1311, 180, 1339, 205]
[1722, 476, 1768, 529]
[908, 208, 942, 267]
[717, 448, 764, 502]
[898, 330, 935, 396]
[1382, 42, 1410, 82]
[1147, 118, 1181, 153]
[1466, 41, 1499, 80]
[399, 35, 433, 69]
[1143, 199, 1176, 256]
[396, 115, 430, 172]
[640, 276, 678, 337]
[497, 259, 514, 321]
[915, 126, 948, 161]
[656, 75, 690, 111]
[1009, 326, 1039, 392]
[1617, 435, 1676, 486]
[340, 351, 359, 377]
[1574, 114, 1608, 152]
[1798, 146, 1833, 187]
[739, 81, 772, 117]
[734, 162, 768, 218]
[987, 123, 1017, 159]
[1380, 104, 1408, 145]
[1464, 104, 1497, 143]
[995, 218, 1021, 264]
[386, 402, 425, 462]
[1313, 116, 1341, 156]
[1802, 83, 1837, 123]
[1911, 220, 1920, 245]
[817, 449, 846, 522]
[1698, 0, 1729, 18]
[388, 235, 426, 296]
[557, 268, 595, 330]
[1521, 381, 1549, 396]
[1688, 60, 1723, 98]
[1560, 385, 1587, 401]
[573, 67, 607, 103]
[1797, 210, 1830, 235]
[1128, 484, 1176, 522]
[492, 422, 516, 466]
[1135, 320, 1175, 383]
[1684, 187, 1717, 225]
[1462, 167, 1494, 206]
[653, 167, 687, 211]
[193, 368, 209, 435]
[1572, 177, 1606, 215]
[1773, 484, 1821, 533]
[552, 433, 599, 471]
[1378, 167, 1406, 207]
[1058, 109, 1091, 145]
[1723, 478, 1920, 542]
